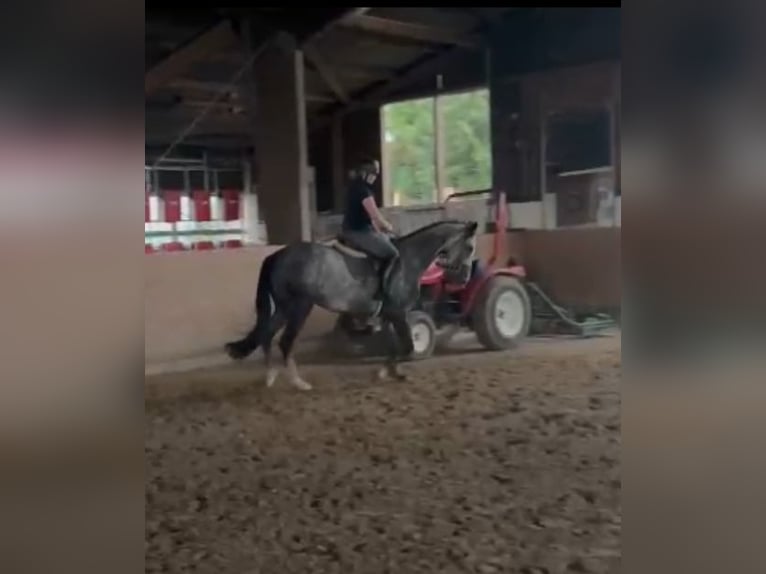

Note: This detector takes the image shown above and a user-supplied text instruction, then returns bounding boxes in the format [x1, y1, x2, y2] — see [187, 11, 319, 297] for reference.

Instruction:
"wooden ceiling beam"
[146, 117, 249, 141]
[303, 45, 349, 103]
[169, 78, 333, 104]
[339, 14, 479, 49]
[351, 46, 464, 109]
[301, 8, 371, 44]
[145, 20, 238, 94]
[309, 44, 471, 132]
[181, 100, 246, 114]
[331, 64, 395, 82]
[168, 78, 237, 94]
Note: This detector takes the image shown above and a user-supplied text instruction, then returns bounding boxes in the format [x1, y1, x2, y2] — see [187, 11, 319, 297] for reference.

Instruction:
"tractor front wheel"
[473, 276, 531, 350]
[408, 311, 437, 360]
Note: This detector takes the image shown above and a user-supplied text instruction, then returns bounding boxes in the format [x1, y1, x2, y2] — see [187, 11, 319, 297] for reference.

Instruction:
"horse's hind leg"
[263, 310, 286, 387]
[278, 299, 314, 390]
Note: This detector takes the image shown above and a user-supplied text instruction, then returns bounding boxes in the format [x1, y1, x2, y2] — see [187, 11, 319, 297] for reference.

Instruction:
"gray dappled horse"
[225, 219, 478, 389]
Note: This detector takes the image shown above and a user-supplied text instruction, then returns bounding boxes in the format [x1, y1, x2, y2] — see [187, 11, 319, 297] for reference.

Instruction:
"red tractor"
[333, 190, 532, 359]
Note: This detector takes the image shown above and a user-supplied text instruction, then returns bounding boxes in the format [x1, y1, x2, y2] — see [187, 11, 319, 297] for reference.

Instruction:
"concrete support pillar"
[253, 33, 311, 244]
[242, 158, 263, 244]
[331, 115, 345, 212]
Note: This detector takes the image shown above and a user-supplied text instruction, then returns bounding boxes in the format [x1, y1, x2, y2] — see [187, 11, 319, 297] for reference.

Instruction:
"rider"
[341, 157, 399, 306]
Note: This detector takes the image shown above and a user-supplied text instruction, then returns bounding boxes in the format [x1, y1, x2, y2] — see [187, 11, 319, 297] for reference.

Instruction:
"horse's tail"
[224, 251, 279, 360]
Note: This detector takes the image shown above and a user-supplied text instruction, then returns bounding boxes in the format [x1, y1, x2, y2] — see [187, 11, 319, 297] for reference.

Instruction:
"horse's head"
[436, 220, 479, 284]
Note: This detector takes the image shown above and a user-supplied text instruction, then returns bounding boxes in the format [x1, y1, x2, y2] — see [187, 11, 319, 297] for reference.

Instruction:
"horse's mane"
[396, 219, 469, 241]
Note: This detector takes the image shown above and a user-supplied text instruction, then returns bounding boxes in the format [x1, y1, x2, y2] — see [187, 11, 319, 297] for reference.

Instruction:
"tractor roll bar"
[443, 189, 493, 204]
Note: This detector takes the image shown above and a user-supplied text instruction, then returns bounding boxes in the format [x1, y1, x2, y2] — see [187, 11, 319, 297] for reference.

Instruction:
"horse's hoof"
[291, 377, 312, 391]
[377, 366, 407, 381]
[390, 364, 408, 381]
[225, 342, 246, 360]
[265, 368, 279, 387]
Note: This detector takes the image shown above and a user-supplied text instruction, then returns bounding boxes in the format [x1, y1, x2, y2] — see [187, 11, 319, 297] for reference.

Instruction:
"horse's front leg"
[376, 318, 399, 381]
[389, 312, 414, 379]
[377, 312, 412, 381]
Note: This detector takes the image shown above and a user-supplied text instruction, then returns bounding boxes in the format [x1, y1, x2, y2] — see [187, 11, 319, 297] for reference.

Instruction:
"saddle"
[321, 234, 396, 310]
[321, 236, 369, 259]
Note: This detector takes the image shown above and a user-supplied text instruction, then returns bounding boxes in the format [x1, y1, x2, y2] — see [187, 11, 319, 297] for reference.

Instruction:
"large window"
[442, 89, 492, 193]
[381, 97, 435, 205]
[381, 88, 492, 206]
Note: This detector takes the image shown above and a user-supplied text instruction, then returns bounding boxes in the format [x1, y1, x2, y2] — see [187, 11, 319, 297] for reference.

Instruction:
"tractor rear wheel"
[473, 276, 531, 350]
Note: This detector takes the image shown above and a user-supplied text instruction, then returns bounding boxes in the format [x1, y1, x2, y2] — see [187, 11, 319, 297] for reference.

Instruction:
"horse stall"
[145, 7, 621, 574]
